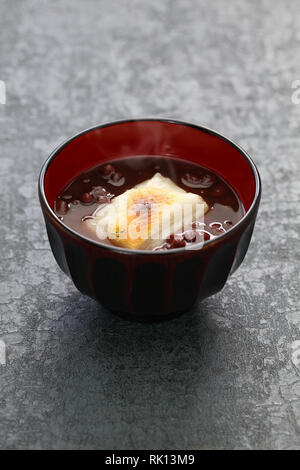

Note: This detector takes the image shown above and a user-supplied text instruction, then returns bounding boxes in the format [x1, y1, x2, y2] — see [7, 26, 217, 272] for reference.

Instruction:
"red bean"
[198, 231, 210, 241]
[109, 172, 125, 187]
[90, 186, 113, 202]
[184, 230, 197, 243]
[55, 199, 69, 214]
[184, 173, 201, 184]
[81, 192, 94, 203]
[167, 234, 186, 249]
[182, 172, 215, 189]
[113, 172, 122, 182]
[210, 222, 222, 229]
[100, 164, 115, 178]
[91, 185, 107, 196]
[209, 222, 225, 235]
[199, 173, 215, 188]
[224, 220, 233, 227]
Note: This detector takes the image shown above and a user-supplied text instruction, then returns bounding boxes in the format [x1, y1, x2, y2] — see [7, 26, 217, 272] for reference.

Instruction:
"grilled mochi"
[85, 173, 209, 250]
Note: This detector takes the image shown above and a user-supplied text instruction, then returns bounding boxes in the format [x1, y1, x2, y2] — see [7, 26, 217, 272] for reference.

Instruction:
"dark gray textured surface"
[0, 0, 300, 450]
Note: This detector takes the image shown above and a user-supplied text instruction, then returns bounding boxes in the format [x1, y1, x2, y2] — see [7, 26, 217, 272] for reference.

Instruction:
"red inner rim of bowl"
[44, 121, 256, 212]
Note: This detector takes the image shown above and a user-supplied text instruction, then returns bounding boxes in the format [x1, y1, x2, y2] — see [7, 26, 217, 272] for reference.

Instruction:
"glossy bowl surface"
[39, 119, 261, 321]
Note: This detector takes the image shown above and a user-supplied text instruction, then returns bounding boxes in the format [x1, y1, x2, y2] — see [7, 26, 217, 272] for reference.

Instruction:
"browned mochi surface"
[85, 173, 209, 250]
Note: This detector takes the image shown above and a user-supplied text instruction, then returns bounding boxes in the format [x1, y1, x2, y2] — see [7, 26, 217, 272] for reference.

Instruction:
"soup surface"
[55, 156, 244, 250]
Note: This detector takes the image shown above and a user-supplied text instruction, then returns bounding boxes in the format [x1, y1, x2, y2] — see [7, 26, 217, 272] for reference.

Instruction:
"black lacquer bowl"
[39, 119, 261, 321]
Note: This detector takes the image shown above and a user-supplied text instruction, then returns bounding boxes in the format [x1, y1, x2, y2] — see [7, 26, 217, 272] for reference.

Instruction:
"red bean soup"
[55, 156, 244, 251]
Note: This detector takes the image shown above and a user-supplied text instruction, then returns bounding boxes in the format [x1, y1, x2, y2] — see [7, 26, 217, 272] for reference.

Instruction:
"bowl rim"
[39, 118, 261, 255]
